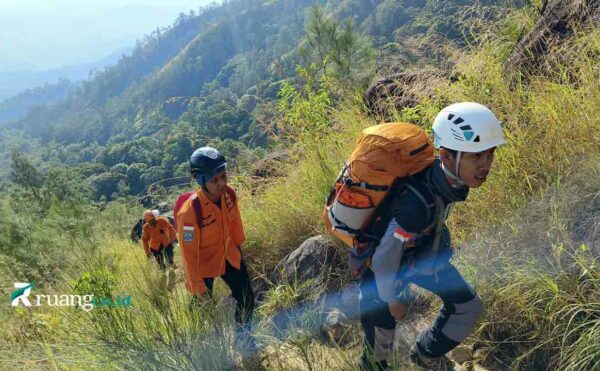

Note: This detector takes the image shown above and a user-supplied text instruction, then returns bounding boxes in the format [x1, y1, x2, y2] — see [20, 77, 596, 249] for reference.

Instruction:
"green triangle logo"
[11, 283, 33, 302]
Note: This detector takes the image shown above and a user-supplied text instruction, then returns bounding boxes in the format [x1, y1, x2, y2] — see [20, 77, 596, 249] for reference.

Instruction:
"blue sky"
[0, 0, 219, 71]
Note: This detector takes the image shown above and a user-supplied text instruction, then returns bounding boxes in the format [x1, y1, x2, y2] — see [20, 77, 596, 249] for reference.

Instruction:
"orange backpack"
[323, 122, 434, 247]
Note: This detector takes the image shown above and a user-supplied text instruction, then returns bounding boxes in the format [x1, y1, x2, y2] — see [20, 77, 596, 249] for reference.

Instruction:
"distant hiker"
[324, 102, 506, 370]
[176, 147, 255, 332]
[141, 209, 177, 270]
[131, 210, 174, 243]
[130, 219, 143, 243]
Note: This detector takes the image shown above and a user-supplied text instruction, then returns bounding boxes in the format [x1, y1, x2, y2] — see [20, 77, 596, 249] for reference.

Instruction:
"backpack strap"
[357, 180, 434, 244]
[190, 188, 238, 229]
[326, 163, 349, 205]
[330, 211, 363, 236]
[190, 193, 203, 228]
[344, 179, 390, 192]
[430, 195, 446, 254]
[404, 182, 445, 240]
[404, 182, 447, 274]
[404, 183, 435, 228]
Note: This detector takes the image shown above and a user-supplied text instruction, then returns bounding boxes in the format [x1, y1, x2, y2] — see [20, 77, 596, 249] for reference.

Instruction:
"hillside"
[5, 0, 600, 370]
[0, 0, 513, 201]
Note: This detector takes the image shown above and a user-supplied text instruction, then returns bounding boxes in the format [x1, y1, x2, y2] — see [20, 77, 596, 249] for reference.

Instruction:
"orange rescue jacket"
[142, 216, 177, 256]
[176, 185, 245, 294]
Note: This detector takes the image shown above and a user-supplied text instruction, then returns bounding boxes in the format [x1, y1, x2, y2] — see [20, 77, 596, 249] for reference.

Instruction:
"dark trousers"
[360, 263, 482, 365]
[203, 259, 255, 325]
[151, 244, 174, 270]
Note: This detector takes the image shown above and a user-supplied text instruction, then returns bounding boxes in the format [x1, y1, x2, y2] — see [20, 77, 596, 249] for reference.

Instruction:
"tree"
[89, 172, 122, 201]
[10, 149, 44, 206]
[300, 6, 375, 87]
[43, 167, 89, 203]
[301, 6, 338, 74]
[165, 133, 195, 165]
[127, 163, 148, 195]
[371, 0, 411, 36]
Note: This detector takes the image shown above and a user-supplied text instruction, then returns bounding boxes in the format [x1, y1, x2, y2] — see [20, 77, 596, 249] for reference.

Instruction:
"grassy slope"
[4, 8, 600, 371]
[236, 16, 600, 369]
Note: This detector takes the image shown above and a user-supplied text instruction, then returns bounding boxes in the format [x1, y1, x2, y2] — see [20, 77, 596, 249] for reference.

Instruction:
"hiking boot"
[410, 344, 453, 371]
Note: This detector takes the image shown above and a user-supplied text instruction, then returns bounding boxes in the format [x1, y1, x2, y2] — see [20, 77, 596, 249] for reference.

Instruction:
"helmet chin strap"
[200, 179, 215, 195]
[441, 151, 466, 188]
[194, 174, 212, 193]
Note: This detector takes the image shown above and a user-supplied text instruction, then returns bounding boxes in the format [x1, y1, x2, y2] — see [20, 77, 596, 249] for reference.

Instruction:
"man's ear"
[439, 147, 455, 168]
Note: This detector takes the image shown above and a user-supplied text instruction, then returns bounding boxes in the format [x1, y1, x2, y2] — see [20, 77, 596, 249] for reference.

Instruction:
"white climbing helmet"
[432, 102, 506, 187]
[432, 102, 506, 153]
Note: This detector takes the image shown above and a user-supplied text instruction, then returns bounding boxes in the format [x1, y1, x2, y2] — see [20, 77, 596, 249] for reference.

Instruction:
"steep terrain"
[5, 1, 600, 370]
[0, 0, 511, 201]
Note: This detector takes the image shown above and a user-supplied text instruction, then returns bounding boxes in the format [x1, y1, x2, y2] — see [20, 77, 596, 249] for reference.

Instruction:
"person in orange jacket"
[141, 210, 177, 270]
[176, 146, 255, 329]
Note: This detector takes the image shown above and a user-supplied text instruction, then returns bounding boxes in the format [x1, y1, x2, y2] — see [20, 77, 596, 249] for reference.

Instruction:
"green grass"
[4, 7, 600, 370]
[238, 99, 377, 267]
[236, 19, 600, 370]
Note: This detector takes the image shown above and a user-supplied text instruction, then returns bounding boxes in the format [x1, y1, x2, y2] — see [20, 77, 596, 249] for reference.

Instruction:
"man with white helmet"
[432, 102, 506, 188]
[358, 102, 506, 370]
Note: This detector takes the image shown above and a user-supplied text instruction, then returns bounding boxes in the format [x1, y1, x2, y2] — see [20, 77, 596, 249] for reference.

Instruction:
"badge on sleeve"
[183, 224, 195, 243]
[393, 226, 416, 243]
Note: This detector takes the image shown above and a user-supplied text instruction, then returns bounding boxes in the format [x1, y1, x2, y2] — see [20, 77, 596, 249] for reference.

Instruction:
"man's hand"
[388, 301, 409, 320]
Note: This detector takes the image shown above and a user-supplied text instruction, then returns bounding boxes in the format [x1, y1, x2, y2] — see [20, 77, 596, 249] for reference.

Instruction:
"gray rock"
[324, 308, 348, 328]
[271, 235, 340, 288]
[322, 308, 351, 345]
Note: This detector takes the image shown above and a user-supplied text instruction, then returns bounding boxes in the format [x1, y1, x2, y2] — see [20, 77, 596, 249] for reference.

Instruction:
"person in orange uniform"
[176, 146, 255, 329]
[141, 210, 177, 270]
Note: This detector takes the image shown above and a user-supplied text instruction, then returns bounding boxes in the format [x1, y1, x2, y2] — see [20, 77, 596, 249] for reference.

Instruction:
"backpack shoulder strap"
[430, 195, 446, 253]
[190, 193, 203, 228]
[403, 182, 436, 230]
[404, 182, 446, 256]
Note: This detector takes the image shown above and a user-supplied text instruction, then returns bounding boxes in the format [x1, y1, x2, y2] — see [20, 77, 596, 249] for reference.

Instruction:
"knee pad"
[440, 295, 483, 343]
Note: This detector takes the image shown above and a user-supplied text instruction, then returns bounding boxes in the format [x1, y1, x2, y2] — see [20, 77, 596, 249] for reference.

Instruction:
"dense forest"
[0, 0, 516, 203]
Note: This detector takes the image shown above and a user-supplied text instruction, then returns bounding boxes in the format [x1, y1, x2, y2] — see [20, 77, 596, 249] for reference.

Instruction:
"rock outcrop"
[504, 0, 600, 77]
[364, 70, 451, 121]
